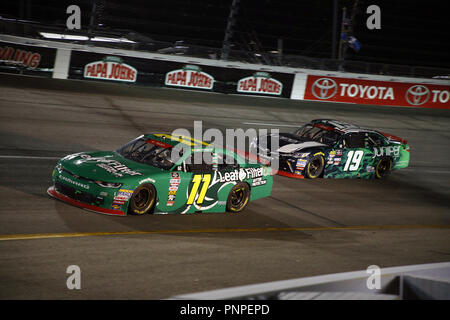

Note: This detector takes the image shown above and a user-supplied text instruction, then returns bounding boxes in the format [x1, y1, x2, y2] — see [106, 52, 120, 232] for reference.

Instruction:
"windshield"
[117, 137, 176, 170]
[293, 125, 342, 145]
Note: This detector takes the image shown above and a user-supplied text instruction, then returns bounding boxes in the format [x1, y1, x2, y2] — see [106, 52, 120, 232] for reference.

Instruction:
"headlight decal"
[95, 181, 122, 188]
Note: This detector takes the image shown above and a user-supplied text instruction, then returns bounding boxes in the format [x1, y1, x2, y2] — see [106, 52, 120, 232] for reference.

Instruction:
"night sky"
[1, 0, 449, 69]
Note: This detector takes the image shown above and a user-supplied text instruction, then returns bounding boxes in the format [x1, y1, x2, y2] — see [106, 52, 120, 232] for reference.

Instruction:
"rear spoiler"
[379, 132, 408, 145]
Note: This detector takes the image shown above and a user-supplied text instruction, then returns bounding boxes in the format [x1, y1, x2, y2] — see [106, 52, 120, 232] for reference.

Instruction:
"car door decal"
[343, 150, 364, 171]
[187, 174, 211, 205]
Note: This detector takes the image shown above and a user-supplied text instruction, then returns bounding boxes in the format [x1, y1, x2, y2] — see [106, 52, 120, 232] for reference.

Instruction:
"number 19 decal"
[187, 174, 211, 205]
[343, 150, 364, 171]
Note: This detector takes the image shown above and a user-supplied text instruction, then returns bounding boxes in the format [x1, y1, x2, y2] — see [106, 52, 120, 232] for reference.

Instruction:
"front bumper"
[47, 186, 126, 216]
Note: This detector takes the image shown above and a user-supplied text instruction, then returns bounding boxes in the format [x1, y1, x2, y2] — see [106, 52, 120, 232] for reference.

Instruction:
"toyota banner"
[304, 75, 450, 109]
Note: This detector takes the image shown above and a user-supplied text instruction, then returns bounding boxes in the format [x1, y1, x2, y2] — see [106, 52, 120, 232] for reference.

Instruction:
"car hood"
[59, 151, 165, 182]
[259, 133, 327, 154]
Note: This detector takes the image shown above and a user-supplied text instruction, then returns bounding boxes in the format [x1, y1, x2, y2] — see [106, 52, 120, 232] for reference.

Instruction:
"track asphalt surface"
[0, 74, 449, 299]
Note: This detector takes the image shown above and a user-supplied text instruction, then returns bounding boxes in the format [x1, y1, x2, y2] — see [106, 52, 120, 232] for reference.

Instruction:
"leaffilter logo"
[311, 78, 338, 100]
[405, 85, 430, 106]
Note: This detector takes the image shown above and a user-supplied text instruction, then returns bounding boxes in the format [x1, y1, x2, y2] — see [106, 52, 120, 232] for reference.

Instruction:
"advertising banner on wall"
[304, 75, 450, 109]
[237, 72, 283, 96]
[68, 50, 294, 97]
[83, 56, 137, 82]
[165, 65, 214, 90]
[0, 41, 57, 76]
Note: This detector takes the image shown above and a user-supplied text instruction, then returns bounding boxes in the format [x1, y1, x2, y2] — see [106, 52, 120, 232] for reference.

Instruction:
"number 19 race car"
[48, 134, 273, 216]
[251, 119, 410, 179]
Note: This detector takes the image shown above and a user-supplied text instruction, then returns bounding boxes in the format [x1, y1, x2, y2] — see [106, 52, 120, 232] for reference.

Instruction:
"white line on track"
[242, 122, 300, 127]
[0, 155, 60, 160]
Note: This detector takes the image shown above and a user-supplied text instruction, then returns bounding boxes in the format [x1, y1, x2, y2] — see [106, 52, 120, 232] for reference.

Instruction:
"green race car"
[48, 134, 273, 216]
[252, 119, 410, 179]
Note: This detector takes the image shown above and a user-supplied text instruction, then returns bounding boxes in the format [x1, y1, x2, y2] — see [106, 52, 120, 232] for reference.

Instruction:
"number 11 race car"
[251, 119, 410, 179]
[48, 134, 273, 216]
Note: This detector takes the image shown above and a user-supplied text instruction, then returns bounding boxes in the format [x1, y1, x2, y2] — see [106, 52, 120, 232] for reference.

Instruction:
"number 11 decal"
[187, 174, 211, 205]
[343, 150, 364, 171]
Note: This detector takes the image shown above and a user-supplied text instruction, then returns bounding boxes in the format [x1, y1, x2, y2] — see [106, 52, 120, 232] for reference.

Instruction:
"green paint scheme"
[50, 134, 273, 215]
[323, 142, 410, 179]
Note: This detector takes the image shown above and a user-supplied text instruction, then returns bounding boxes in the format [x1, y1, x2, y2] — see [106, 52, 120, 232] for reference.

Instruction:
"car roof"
[309, 119, 382, 135]
[144, 133, 211, 149]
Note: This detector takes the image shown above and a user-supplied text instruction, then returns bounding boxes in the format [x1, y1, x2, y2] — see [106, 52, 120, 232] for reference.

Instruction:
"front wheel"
[226, 182, 251, 213]
[128, 184, 156, 215]
[304, 154, 324, 179]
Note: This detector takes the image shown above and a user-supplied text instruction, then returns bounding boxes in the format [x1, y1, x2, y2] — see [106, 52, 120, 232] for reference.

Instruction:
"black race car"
[250, 119, 410, 179]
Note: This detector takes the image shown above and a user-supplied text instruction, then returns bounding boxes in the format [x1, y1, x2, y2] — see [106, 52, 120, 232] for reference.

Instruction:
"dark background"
[1, 0, 449, 69]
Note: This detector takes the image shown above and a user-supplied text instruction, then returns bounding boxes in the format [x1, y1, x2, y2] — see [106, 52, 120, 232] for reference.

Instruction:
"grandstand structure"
[1, 0, 449, 78]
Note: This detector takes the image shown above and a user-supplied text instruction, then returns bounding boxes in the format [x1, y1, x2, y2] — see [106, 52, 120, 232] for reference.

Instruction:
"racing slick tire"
[128, 184, 156, 215]
[226, 182, 251, 213]
[304, 154, 325, 179]
[375, 157, 393, 179]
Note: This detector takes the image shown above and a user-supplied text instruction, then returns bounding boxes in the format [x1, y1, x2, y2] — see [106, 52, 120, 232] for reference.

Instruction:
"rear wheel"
[226, 182, 250, 213]
[128, 184, 156, 215]
[375, 157, 392, 179]
[305, 155, 325, 179]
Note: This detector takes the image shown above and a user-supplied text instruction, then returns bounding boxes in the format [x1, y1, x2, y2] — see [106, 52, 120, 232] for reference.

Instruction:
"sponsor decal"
[59, 175, 90, 189]
[167, 172, 181, 206]
[216, 167, 264, 183]
[118, 189, 133, 196]
[112, 188, 133, 208]
[296, 159, 308, 169]
[146, 139, 172, 149]
[116, 192, 132, 200]
[84, 56, 137, 82]
[252, 177, 267, 187]
[373, 146, 400, 158]
[0, 45, 41, 69]
[80, 154, 142, 177]
[111, 204, 122, 210]
[237, 72, 283, 95]
[304, 75, 450, 109]
[165, 65, 214, 90]
[366, 165, 375, 173]
[334, 157, 342, 165]
[139, 177, 156, 184]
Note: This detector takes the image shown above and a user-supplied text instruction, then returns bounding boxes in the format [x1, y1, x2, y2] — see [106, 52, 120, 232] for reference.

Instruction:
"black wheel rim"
[308, 158, 322, 177]
[134, 188, 151, 209]
[231, 187, 245, 207]
[377, 160, 390, 177]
